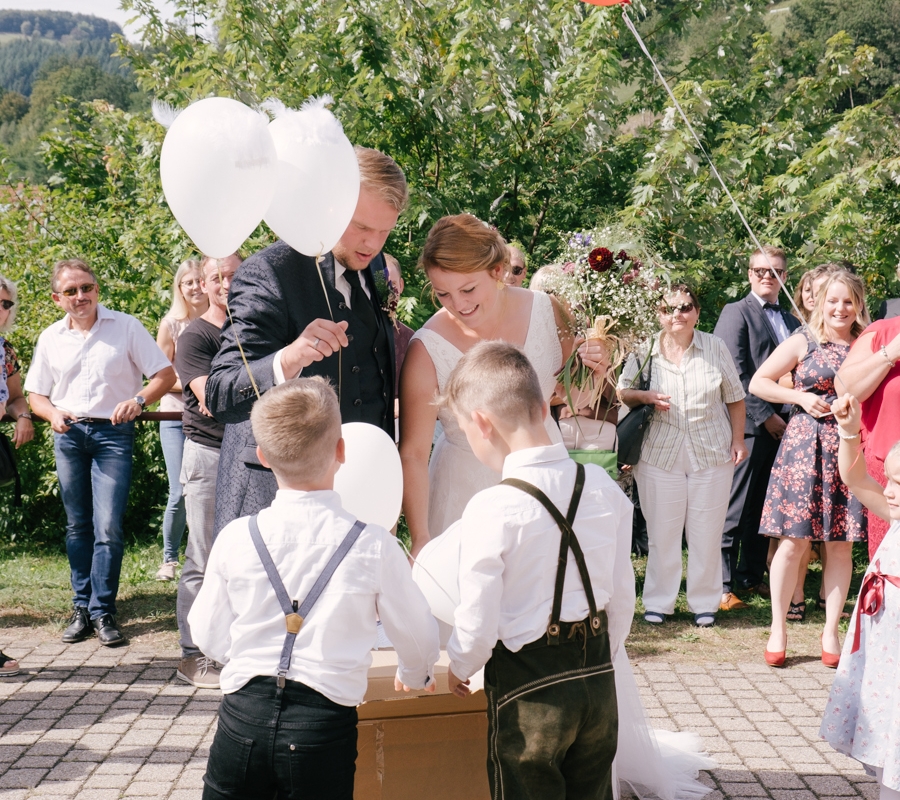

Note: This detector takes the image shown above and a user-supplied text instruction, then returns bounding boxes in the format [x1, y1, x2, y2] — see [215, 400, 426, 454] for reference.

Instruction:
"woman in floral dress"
[749, 270, 868, 667]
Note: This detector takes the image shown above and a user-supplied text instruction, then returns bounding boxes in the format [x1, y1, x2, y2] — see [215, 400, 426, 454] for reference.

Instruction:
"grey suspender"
[248, 515, 367, 688]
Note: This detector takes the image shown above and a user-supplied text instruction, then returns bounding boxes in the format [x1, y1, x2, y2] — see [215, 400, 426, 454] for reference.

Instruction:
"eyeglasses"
[0, 299, 14, 311]
[57, 283, 96, 297]
[180, 278, 202, 288]
[658, 302, 695, 315]
[750, 267, 786, 279]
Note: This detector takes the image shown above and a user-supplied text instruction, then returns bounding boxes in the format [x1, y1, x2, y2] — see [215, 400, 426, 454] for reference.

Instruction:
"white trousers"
[635, 448, 734, 615]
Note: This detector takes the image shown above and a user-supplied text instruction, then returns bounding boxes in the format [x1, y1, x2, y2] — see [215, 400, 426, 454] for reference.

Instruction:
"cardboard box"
[355, 650, 489, 800]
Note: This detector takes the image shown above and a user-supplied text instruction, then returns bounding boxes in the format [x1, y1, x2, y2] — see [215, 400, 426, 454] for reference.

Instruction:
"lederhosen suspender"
[248, 515, 367, 688]
[500, 463, 604, 643]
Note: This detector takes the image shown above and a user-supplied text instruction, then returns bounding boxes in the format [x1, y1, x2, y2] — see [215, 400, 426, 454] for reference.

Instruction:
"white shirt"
[447, 444, 635, 682]
[24, 304, 171, 419]
[189, 489, 440, 705]
[273, 260, 373, 384]
[751, 291, 791, 344]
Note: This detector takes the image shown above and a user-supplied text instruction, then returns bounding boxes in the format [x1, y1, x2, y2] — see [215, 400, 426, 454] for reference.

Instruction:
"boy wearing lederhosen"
[189, 378, 440, 800]
[441, 342, 634, 800]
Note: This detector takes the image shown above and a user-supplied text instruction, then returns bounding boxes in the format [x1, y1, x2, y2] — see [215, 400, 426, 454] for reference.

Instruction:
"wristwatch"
[17, 412, 32, 421]
[133, 395, 146, 408]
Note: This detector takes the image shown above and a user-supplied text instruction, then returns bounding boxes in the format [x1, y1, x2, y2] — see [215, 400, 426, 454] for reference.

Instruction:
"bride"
[399, 213, 608, 558]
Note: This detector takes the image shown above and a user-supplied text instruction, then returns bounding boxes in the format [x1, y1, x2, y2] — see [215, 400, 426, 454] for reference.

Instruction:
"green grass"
[0, 540, 179, 645]
[1, 538, 871, 664]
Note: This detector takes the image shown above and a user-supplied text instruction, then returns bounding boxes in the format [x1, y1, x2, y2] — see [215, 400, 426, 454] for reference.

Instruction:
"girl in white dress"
[399, 214, 608, 557]
[822, 394, 900, 799]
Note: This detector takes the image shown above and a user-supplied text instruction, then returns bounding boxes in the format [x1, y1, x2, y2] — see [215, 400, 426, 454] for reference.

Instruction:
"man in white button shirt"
[713, 246, 800, 611]
[206, 147, 406, 534]
[26, 259, 175, 646]
[190, 378, 438, 800]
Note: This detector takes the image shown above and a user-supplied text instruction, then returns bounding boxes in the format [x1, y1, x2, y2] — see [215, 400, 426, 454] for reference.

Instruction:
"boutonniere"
[372, 265, 400, 329]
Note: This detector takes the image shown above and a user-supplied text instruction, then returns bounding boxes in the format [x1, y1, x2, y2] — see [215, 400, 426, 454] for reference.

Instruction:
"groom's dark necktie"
[344, 270, 378, 337]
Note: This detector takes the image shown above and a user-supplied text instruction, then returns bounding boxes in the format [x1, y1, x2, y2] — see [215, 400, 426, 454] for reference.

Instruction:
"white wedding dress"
[411, 289, 564, 538]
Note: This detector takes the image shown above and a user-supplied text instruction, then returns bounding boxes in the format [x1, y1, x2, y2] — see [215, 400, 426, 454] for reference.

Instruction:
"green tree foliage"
[785, 0, 900, 102]
[0, 90, 27, 124]
[3, 1, 900, 544]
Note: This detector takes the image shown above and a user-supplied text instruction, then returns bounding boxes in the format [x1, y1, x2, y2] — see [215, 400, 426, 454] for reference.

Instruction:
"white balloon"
[334, 422, 402, 531]
[411, 521, 462, 625]
[264, 99, 360, 256]
[160, 97, 276, 258]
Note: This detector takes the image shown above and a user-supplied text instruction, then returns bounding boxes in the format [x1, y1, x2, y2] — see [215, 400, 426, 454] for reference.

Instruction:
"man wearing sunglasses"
[713, 246, 800, 612]
[26, 259, 175, 647]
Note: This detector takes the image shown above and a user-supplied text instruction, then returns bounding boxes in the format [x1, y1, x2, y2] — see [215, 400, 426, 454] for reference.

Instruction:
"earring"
[496, 279, 505, 289]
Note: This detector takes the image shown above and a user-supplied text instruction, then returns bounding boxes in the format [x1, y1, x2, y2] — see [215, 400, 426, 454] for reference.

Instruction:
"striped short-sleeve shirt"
[618, 330, 745, 471]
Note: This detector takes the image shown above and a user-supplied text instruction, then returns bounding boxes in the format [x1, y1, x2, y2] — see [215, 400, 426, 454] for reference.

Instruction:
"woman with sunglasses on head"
[155, 260, 208, 582]
[618, 285, 748, 628]
[750, 270, 868, 668]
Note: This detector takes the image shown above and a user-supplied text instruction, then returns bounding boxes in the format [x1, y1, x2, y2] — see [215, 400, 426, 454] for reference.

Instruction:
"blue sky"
[0, 1, 173, 38]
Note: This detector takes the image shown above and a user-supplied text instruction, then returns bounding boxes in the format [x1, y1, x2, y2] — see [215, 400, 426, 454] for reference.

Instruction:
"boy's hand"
[447, 668, 471, 699]
[393, 674, 436, 694]
[832, 394, 861, 434]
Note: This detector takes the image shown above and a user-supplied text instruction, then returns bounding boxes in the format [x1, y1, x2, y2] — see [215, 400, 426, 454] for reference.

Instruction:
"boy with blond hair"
[190, 377, 439, 800]
[442, 341, 634, 800]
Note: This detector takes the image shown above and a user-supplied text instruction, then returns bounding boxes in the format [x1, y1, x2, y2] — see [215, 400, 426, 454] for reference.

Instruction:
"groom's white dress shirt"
[190, 489, 440, 705]
[447, 443, 635, 683]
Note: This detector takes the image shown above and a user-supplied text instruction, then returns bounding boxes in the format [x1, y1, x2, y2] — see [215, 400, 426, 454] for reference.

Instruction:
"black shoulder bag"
[0, 430, 22, 507]
[616, 355, 654, 468]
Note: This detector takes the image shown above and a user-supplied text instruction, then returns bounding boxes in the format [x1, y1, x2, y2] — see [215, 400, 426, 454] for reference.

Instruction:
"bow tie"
[763, 302, 781, 312]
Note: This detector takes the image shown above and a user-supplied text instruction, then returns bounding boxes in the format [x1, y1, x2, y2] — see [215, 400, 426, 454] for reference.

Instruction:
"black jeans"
[203, 676, 358, 800]
[484, 616, 618, 800]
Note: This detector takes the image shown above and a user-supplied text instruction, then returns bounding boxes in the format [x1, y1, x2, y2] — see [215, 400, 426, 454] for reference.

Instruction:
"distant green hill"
[0, 10, 126, 96]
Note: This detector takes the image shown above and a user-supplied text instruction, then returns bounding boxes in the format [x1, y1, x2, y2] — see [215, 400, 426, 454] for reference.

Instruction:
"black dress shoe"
[61, 606, 92, 644]
[92, 614, 126, 647]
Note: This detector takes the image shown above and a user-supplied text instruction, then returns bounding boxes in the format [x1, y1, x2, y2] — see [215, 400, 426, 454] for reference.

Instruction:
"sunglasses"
[658, 302, 695, 315]
[511, 266, 525, 277]
[57, 283, 96, 297]
[0, 299, 14, 311]
[750, 267, 786, 279]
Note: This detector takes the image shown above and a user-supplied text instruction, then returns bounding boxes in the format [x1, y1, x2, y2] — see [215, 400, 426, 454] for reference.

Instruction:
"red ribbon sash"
[851, 559, 900, 654]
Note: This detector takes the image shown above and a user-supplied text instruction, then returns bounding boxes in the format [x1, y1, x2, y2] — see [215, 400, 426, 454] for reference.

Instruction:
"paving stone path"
[0, 629, 876, 799]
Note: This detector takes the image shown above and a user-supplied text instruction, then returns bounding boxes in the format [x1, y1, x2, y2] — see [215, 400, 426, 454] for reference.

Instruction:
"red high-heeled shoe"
[764, 642, 786, 667]
[821, 637, 840, 669]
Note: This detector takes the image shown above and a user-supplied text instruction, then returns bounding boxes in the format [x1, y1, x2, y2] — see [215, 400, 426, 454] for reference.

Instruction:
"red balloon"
[580, 0, 630, 5]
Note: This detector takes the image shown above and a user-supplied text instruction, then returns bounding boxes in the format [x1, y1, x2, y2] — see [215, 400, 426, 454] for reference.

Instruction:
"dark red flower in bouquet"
[617, 250, 629, 263]
[631, 258, 643, 274]
[588, 247, 614, 272]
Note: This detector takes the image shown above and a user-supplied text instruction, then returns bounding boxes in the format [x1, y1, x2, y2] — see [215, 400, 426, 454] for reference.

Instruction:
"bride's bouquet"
[543, 221, 665, 411]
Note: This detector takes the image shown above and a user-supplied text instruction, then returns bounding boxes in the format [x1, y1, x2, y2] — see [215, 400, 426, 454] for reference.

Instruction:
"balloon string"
[621, 7, 848, 396]
[398, 537, 459, 605]
[314, 249, 341, 403]
[220, 260, 261, 402]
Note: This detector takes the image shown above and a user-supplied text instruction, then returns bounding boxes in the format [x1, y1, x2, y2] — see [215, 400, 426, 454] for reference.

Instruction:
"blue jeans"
[159, 420, 187, 563]
[203, 676, 357, 800]
[54, 420, 135, 619]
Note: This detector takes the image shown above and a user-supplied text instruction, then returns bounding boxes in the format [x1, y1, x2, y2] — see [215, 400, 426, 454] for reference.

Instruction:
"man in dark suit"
[713, 246, 800, 611]
[206, 147, 407, 532]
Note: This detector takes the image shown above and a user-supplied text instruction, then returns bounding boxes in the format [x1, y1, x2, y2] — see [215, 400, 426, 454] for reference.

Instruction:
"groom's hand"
[282, 319, 350, 377]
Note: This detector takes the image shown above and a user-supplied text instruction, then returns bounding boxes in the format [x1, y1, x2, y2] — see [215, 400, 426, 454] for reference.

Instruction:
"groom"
[206, 146, 407, 532]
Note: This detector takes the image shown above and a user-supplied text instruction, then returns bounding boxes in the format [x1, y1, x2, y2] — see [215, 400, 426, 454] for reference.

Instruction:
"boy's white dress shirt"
[189, 489, 440, 705]
[447, 443, 635, 683]
[24, 304, 171, 419]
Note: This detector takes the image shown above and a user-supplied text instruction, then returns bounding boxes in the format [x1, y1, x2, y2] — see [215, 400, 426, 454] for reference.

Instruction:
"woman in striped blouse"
[619, 284, 747, 628]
